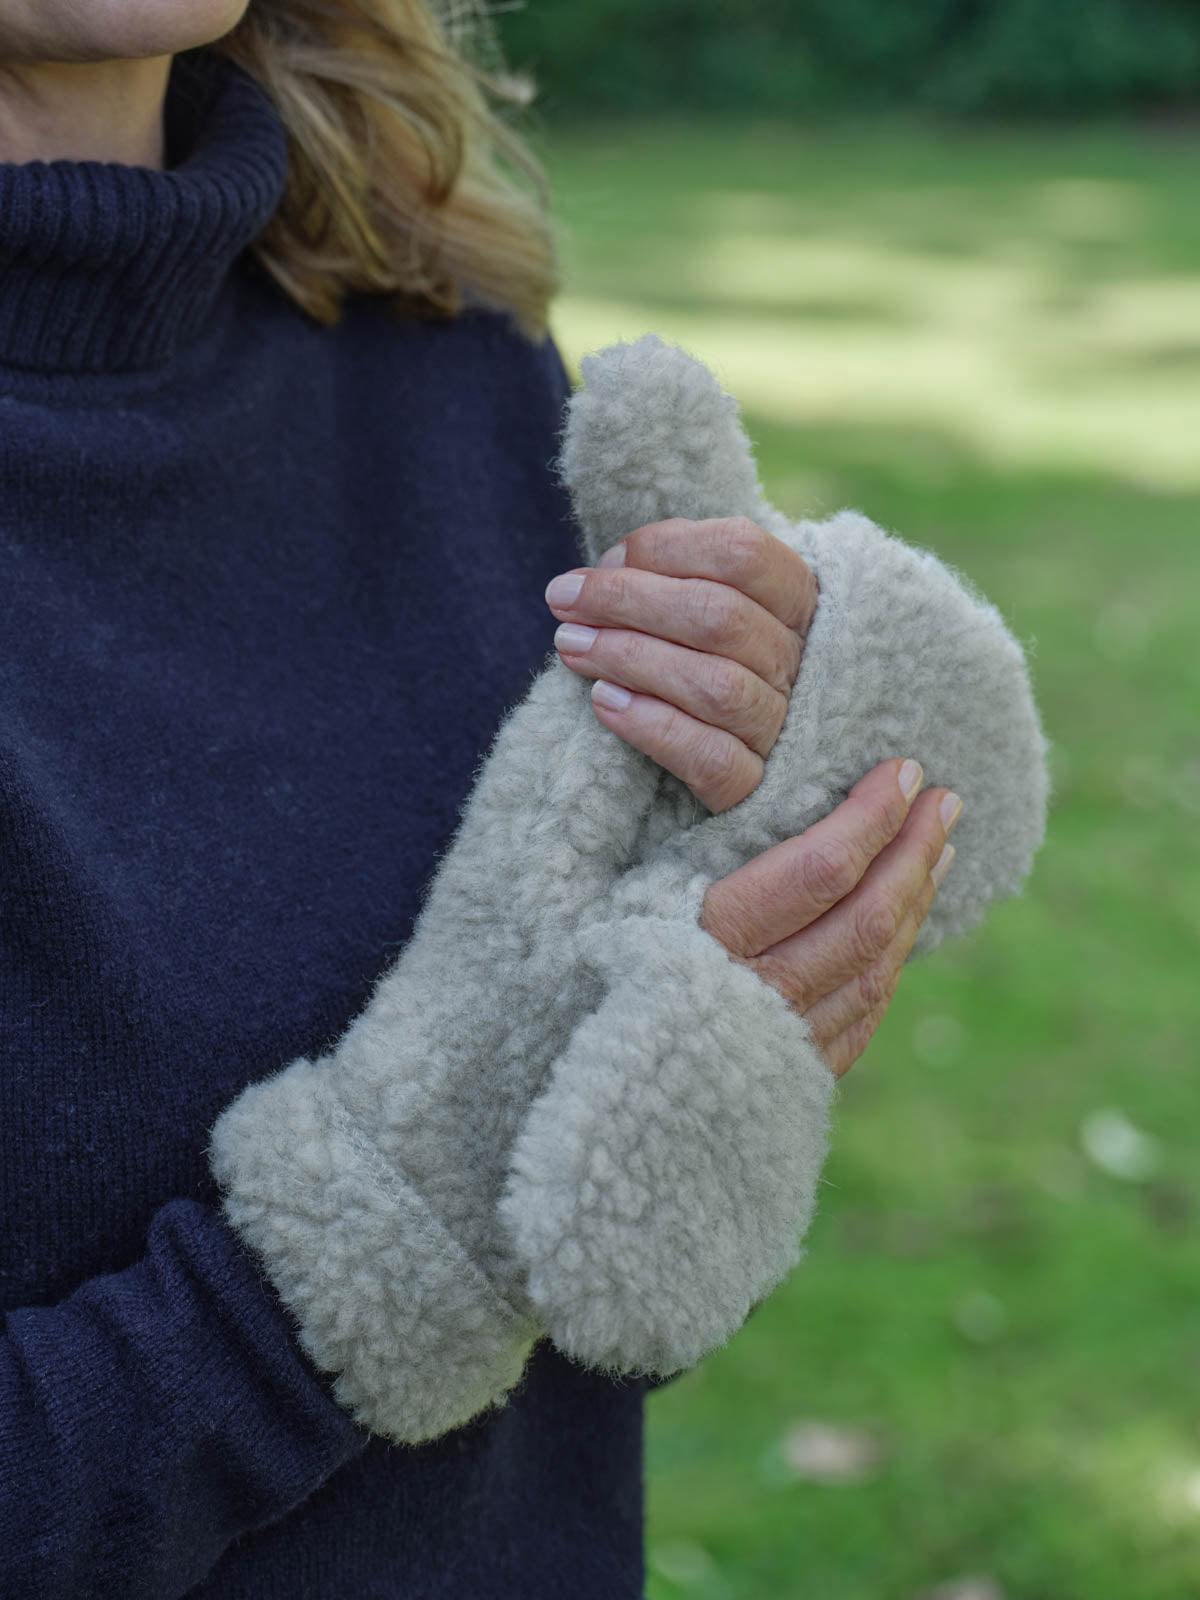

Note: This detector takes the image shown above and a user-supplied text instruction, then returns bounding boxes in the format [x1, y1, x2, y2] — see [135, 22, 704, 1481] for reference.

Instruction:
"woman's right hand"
[698, 757, 963, 1078]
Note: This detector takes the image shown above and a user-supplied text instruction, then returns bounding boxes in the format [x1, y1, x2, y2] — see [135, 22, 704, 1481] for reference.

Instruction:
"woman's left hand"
[545, 516, 819, 814]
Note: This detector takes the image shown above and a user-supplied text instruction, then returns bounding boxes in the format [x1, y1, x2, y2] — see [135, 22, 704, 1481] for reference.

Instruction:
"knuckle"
[619, 627, 653, 676]
[871, 790, 909, 856]
[722, 516, 770, 579]
[753, 950, 803, 1012]
[690, 729, 743, 791]
[751, 686, 790, 756]
[855, 961, 892, 1018]
[640, 518, 685, 562]
[691, 581, 743, 650]
[803, 1002, 837, 1049]
[853, 897, 897, 965]
[768, 685, 790, 735]
[699, 655, 752, 719]
[800, 565, 820, 627]
[776, 632, 804, 693]
[798, 839, 860, 908]
[603, 567, 637, 613]
[761, 947, 819, 1011]
[699, 883, 756, 960]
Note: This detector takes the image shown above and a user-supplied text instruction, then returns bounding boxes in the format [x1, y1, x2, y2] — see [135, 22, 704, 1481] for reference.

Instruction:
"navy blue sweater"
[0, 45, 650, 1599]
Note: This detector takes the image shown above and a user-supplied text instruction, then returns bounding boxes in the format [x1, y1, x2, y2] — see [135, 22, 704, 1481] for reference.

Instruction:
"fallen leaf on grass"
[911, 1577, 1006, 1600]
[952, 1289, 1008, 1344]
[774, 1420, 886, 1484]
[912, 1012, 967, 1064]
[1079, 1107, 1162, 1182]
[648, 1540, 715, 1586]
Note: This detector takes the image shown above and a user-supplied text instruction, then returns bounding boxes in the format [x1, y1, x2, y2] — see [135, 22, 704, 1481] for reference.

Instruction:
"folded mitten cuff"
[208, 1059, 539, 1444]
[499, 870, 837, 1379]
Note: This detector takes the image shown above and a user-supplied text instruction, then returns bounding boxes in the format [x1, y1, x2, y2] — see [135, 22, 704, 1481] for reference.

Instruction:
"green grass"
[534, 117, 1200, 1599]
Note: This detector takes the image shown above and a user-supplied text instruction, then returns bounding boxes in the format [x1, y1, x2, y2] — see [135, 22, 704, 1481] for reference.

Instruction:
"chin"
[18, 0, 252, 62]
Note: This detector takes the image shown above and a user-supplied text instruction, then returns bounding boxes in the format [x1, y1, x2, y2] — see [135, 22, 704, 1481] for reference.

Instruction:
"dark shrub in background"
[495, 0, 1200, 120]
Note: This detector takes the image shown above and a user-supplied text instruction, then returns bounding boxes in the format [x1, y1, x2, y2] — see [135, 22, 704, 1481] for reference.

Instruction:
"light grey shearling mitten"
[209, 332, 1050, 1445]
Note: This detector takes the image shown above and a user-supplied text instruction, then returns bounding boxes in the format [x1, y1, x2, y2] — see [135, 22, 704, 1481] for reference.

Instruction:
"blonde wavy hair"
[213, 0, 560, 344]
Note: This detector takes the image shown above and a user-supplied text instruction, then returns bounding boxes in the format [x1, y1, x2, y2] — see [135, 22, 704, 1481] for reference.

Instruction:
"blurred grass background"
[513, 96, 1200, 1600]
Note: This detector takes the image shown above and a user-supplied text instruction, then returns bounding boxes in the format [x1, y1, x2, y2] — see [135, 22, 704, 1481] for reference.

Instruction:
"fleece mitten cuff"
[208, 1053, 539, 1443]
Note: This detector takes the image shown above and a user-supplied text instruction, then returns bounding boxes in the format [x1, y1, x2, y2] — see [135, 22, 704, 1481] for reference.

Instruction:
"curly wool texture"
[209, 333, 1051, 1444]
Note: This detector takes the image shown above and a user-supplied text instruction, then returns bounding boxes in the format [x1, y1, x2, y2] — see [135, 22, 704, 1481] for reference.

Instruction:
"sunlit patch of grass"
[543, 121, 1200, 491]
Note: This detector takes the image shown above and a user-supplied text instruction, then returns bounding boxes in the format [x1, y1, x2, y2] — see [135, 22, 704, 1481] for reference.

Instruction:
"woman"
[0, 2, 959, 1594]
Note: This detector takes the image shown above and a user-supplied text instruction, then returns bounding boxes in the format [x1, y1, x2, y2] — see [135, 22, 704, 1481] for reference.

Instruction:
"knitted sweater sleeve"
[0, 1197, 369, 1598]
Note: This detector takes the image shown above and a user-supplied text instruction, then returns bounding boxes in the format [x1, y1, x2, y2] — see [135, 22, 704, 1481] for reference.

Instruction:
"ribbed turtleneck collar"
[0, 46, 289, 375]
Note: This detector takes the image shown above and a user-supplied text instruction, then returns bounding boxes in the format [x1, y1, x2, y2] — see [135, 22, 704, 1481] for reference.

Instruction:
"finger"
[545, 562, 802, 697]
[698, 757, 928, 960]
[597, 516, 819, 641]
[752, 787, 958, 1015]
[801, 874, 934, 1048]
[586, 680, 765, 815]
[553, 622, 789, 760]
[818, 841, 956, 1078]
[821, 1001, 889, 1080]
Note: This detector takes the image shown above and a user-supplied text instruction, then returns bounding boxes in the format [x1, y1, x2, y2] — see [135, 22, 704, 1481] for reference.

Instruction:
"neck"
[0, 55, 171, 168]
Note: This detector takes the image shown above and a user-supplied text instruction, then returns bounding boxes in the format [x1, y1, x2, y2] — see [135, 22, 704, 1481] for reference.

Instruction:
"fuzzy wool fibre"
[209, 333, 1052, 1446]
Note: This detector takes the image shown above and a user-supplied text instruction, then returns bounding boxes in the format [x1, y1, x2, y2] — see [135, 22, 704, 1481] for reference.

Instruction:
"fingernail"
[546, 573, 585, 608]
[898, 758, 923, 803]
[555, 623, 598, 653]
[931, 843, 955, 889]
[596, 542, 626, 568]
[592, 679, 631, 710]
[939, 791, 963, 832]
